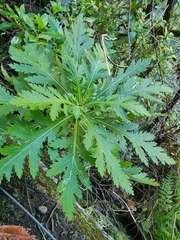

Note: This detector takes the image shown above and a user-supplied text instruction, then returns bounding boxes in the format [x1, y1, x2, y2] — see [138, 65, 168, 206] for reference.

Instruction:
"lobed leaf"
[101, 121, 174, 166]
[0, 116, 70, 182]
[47, 129, 91, 219]
[0, 85, 13, 104]
[119, 77, 173, 101]
[123, 167, 159, 186]
[82, 115, 134, 194]
[99, 58, 151, 97]
[10, 85, 72, 120]
[64, 13, 94, 63]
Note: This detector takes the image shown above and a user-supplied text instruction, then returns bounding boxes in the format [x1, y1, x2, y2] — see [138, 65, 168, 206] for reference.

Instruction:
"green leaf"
[0, 5, 18, 19]
[64, 13, 94, 62]
[0, 21, 17, 30]
[0, 117, 9, 148]
[0, 85, 17, 116]
[22, 14, 36, 32]
[14, 4, 26, 17]
[119, 77, 173, 101]
[10, 84, 72, 120]
[123, 167, 159, 186]
[107, 96, 151, 117]
[9, 43, 52, 65]
[98, 120, 174, 166]
[82, 43, 108, 101]
[0, 115, 71, 181]
[36, 13, 48, 31]
[47, 152, 88, 219]
[9, 43, 69, 95]
[0, 128, 45, 180]
[115, 59, 151, 84]
[0, 12, 175, 221]
[131, 172, 159, 186]
[83, 127, 95, 150]
[99, 58, 151, 97]
[0, 85, 13, 103]
[82, 115, 133, 194]
[48, 15, 63, 33]
[47, 122, 91, 219]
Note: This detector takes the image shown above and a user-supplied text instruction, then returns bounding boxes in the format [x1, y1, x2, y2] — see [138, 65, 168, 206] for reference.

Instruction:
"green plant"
[0, 3, 66, 46]
[150, 171, 180, 240]
[0, 13, 175, 219]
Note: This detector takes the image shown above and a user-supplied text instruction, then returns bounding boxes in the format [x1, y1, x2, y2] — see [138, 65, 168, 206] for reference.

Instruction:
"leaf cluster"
[0, 12, 175, 219]
[0, 3, 66, 46]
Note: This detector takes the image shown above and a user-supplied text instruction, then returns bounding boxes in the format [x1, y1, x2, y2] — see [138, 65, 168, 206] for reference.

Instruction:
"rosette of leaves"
[0, 14, 174, 219]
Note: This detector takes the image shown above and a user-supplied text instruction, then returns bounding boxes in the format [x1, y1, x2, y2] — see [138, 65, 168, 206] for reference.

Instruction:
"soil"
[0, 173, 87, 240]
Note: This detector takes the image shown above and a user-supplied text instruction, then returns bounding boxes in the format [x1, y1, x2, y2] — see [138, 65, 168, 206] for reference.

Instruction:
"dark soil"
[0, 173, 87, 240]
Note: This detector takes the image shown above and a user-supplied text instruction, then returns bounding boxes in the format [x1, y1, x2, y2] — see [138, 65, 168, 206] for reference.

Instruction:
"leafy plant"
[0, 13, 175, 219]
[0, 3, 66, 46]
[150, 170, 180, 240]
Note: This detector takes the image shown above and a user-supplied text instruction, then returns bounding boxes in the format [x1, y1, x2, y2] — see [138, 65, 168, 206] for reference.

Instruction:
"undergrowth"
[150, 170, 180, 240]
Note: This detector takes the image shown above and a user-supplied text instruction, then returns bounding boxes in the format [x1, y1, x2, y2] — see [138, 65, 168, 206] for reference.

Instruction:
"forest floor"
[0, 173, 87, 240]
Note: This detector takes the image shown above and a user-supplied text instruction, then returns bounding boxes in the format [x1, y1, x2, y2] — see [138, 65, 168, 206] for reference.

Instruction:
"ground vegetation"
[0, 1, 180, 239]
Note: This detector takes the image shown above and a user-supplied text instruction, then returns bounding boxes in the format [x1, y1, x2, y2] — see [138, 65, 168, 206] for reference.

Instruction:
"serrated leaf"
[0, 85, 13, 103]
[93, 142, 105, 175]
[123, 167, 159, 186]
[47, 129, 91, 219]
[48, 151, 90, 219]
[99, 121, 174, 166]
[82, 44, 108, 98]
[64, 13, 94, 63]
[0, 85, 18, 115]
[99, 58, 151, 97]
[114, 59, 151, 86]
[9, 44, 68, 94]
[83, 129, 95, 150]
[109, 98, 151, 117]
[10, 85, 71, 120]
[98, 135, 133, 194]
[83, 116, 133, 194]
[0, 115, 70, 182]
[50, 137, 72, 149]
[58, 160, 82, 219]
[130, 172, 159, 186]
[0, 12, 175, 221]
[120, 77, 173, 101]
[0, 117, 9, 148]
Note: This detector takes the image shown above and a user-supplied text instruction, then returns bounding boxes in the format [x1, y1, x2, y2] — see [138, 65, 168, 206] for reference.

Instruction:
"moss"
[73, 204, 131, 240]
[73, 205, 107, 240]
[34, 167, 59, 202]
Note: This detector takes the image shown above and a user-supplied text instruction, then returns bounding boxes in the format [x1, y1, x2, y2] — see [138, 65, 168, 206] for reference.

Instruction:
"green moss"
[73, 204, 131, 240]
[73, 205, 108, 240]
